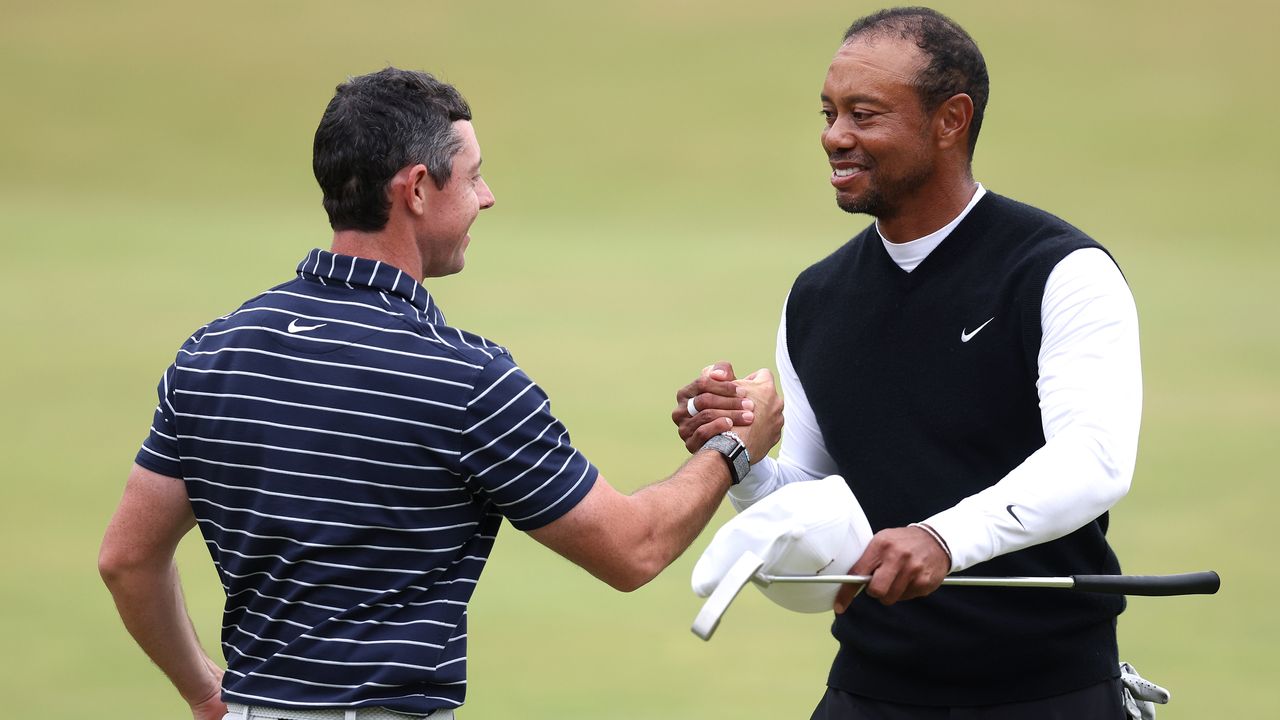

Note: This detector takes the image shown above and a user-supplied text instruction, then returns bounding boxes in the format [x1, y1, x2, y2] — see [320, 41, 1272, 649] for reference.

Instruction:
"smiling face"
[820, 36, 939, 222]
[417, 120, 495, 278]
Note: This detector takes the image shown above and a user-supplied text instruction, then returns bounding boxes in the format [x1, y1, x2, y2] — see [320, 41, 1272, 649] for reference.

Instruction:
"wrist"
[186, 682, 221, 709]
[909, 522, 953, 567]
[699, 431, 751, 485]
[182, 658, 223, 708]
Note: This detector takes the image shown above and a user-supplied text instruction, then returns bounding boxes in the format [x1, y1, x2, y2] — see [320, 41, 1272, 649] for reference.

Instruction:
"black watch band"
[699, 431, 751, 485]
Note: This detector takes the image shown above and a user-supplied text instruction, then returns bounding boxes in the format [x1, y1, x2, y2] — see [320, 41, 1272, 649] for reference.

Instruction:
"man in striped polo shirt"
[99, 67, 782, 719]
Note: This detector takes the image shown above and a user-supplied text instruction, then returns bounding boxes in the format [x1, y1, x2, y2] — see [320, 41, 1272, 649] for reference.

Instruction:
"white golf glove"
[1119, 661, 1169, 720]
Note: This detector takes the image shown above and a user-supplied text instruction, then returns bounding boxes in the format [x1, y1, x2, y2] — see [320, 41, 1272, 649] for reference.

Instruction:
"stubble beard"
[837, 187, 885, 216]
[836, 162, 933, 219]
[835, 140, 936, 218]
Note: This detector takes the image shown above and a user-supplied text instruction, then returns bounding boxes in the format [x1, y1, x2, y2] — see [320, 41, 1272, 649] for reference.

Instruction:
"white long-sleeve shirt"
[732, 185, 1142, 573]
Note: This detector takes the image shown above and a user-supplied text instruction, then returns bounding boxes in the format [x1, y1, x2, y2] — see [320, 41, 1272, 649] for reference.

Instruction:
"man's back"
[137, 248, 596, 712]
[102, 68, 784, 719]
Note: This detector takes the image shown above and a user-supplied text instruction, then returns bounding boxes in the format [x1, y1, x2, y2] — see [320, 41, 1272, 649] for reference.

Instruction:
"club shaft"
[757, 571, 1220, 596]
[760, 574, 1074, 589]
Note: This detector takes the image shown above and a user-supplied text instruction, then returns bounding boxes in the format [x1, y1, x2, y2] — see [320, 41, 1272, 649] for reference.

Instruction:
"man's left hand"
[834, 526, 950, 612]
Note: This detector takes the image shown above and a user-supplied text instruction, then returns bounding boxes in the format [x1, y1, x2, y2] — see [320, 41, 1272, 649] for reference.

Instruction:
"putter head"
[691, 551, 764, 641]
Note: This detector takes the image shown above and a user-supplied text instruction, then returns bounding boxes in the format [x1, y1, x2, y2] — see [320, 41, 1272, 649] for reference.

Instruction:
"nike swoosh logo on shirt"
[1006, 504, 1026, 529]
[287, 319, 327, 334]
[961, 317, 995, 343]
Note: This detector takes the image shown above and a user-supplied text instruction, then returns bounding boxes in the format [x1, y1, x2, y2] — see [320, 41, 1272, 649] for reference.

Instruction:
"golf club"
[692, 552, 1220, 640]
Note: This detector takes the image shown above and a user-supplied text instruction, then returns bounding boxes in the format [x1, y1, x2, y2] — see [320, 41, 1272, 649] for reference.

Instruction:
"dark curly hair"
[843, 7, 989, 157]
[313, 67, 472, 232]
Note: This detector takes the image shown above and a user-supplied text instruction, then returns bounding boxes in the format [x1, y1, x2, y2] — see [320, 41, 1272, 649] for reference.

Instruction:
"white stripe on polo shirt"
[178, 345, 475, 387]
[203, 518, 470, 555]
[174, 412, 446, 451]
[179, 435, 456, 472]
[189, 495, 481, 533]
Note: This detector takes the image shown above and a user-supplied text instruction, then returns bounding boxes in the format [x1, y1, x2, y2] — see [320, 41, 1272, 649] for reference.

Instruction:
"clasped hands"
[671, 361, 949, 610]
[671, 361, 783, 465]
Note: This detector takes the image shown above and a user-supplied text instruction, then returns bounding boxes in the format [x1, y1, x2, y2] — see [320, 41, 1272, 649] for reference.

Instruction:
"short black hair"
[843, 7, 989, 157]
[313, 67, 472, 232]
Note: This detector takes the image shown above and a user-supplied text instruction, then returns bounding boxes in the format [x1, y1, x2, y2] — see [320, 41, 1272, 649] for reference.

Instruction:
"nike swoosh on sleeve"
[1005, 504, 1025, 529]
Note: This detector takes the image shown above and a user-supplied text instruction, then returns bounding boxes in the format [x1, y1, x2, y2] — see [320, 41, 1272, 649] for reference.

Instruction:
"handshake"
[670, 361, 785, 477]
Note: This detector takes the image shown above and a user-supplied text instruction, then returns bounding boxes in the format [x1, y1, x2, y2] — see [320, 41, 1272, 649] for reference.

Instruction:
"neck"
[876, 172, 978, 244]
[330, 220, 424, 283]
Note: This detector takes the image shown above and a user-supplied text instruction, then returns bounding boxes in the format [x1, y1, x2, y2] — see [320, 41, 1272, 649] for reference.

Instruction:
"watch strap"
[700, 431, 751, 485]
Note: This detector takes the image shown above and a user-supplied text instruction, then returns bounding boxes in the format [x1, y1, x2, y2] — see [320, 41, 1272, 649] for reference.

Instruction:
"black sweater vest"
[786, 193, 1124, 705]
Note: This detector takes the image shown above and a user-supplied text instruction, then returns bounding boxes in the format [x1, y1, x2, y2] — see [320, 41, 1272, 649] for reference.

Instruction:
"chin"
[837, 193, 883, 216]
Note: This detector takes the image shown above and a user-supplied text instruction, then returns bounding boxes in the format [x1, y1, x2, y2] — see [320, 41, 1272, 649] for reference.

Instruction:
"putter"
[692, 558, 1220, 640]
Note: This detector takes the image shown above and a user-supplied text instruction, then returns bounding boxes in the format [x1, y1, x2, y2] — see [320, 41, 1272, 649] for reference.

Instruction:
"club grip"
[1071, 571, 1220, 596]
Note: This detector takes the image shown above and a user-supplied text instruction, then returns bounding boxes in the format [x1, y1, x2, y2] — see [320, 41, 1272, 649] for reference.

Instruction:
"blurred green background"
[3, 0, 1276, 717]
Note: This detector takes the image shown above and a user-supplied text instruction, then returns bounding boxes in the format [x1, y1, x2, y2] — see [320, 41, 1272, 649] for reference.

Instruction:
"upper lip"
[829, 155, 870, 171]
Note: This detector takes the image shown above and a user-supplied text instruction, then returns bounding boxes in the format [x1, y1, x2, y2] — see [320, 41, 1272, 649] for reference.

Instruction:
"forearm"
[102, 559, 221, 705]
[543, 370, 780, 590]
[924, 424, 1135, 571]
[924, 248, 1141, 571]
[628, 450, 734, 578]
[529, 450, 734, 592]
[728, 455, 826, 510]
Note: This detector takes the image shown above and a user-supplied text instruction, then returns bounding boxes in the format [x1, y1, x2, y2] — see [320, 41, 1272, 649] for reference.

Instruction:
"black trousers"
[810, 678, 1126, 720]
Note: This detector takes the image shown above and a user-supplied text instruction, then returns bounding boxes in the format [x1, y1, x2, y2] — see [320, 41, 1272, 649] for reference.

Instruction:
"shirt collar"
[296, 248, 445, 324]
[878, 183, 987, 273]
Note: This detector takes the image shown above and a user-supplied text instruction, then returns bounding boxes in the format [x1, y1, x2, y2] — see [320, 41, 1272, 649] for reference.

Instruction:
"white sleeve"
[923, 248, 1142, 571]
[728, 294, 839, 511]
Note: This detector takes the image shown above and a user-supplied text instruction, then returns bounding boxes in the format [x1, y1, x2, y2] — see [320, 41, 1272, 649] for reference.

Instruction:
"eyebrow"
[821, 93, 882, 106]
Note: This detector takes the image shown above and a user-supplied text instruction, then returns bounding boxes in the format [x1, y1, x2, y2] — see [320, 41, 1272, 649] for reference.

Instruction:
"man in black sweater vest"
[674, 7, 1142, 719]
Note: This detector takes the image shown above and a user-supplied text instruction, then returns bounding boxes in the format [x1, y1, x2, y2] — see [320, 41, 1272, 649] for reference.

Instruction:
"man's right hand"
[188, 655, 226, 720]
[673, 361, 747, 452]
[672, 361, 783, 462]
[189, 682, 227, 720]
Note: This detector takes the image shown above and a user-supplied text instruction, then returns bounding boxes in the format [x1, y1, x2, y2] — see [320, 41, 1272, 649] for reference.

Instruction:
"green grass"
[3, 1, 1276, 717]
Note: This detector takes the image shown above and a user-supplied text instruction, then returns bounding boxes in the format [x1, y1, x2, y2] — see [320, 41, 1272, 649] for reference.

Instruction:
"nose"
[822, 116, 856, 155]
[478, 178, 495, 210]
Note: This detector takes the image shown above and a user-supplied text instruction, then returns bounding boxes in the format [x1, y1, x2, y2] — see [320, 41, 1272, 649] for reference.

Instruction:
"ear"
[934, 93, 974, 152]
[393, 164, 432, 217]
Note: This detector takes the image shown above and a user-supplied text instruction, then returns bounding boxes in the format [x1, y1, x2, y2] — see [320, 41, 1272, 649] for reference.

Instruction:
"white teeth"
[833, 167, 859, 177]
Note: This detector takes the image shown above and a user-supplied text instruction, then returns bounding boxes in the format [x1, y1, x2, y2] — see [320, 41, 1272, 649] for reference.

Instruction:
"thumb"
[702, 361, 737, 381]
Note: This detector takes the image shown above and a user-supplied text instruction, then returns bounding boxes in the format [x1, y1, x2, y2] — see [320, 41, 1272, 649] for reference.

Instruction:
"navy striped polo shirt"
[135, 248, 598, 713]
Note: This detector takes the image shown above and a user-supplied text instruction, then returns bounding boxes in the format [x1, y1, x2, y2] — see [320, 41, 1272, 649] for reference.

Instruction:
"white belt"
[225, 702, 455, 720]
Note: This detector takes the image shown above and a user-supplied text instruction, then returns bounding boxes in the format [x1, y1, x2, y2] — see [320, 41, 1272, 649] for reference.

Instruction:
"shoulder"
[972, 193, 1119, 279]
[178, 276, 309, 349]
[426, 324, 513, 367]
[978, 192, 1103, 250]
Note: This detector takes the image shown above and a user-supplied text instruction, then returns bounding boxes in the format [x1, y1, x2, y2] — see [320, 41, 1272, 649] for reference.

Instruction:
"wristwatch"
[700, 431, 751, 485]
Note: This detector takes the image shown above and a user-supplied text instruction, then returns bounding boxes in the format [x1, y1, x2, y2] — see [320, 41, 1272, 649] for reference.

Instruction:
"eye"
[850, 110, 874, 122]
[819, 109, 836, 124]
